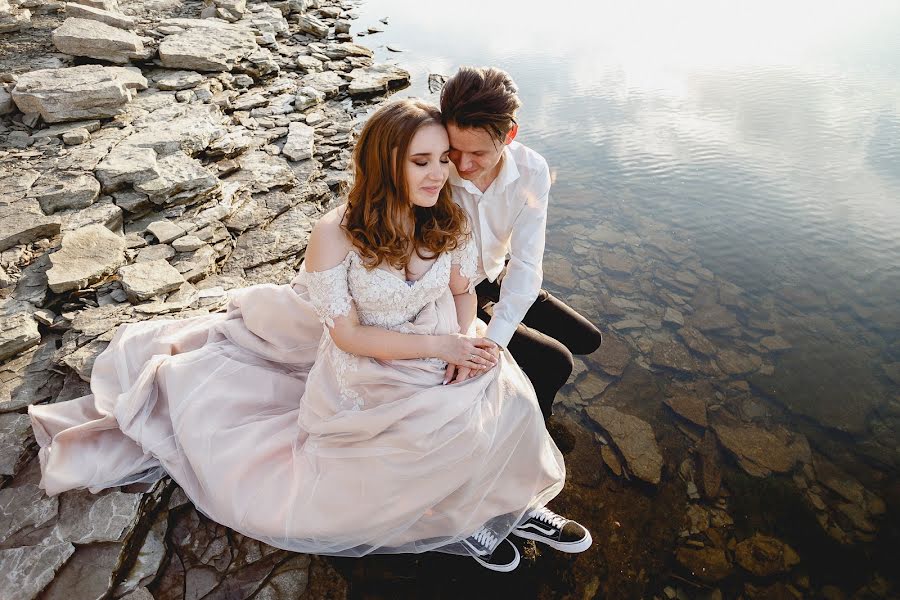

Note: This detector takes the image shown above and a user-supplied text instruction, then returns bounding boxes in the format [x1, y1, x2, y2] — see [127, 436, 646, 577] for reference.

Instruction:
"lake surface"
[347, 1, 900, 597]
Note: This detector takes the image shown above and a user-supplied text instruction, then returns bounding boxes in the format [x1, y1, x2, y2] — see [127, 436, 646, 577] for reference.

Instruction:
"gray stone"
[0, 312, 40, 362]
[282, 121, 314, 161]
[0, 5, 30, 34]
[0, 200, 62, 252]
[585, 405, 663, 484]
[158, 19, 259, 72]
[146, 220, 186, 243]
[650, 340, 697, 373]
[0, 413, 32, 476]
[58, 196, 123, 233]
[135, 244, 175, 262]
[62, 339, 109, 381]
[74, 0, 120, 11]
[171, 235, 204, 252]
[125, 102, 227, 157]
[0, 340, 58, 411]
[57, 489, 142, 543]
[133, 151, 220, 206]
[64, 2, 135, 29]
[677, 326, 717, 356]
[52, 17, 145, 64]
[46, 224, 126, 293]
[294, 84, 325, 110]
[227, 150, 297, 193]
[347, 63, 410, 96]
[12, 65, 147, 123]
[152, 69, 203, 91]
[26, 171, 100, 215]
[118, 259, 186, 301]
[62, 128, 90, 145]
[0, 484, 58, 545]
[1, 87, 15, 115]
[0, 538, 75, 600]
[299, 70, 345, 97]
[663, 307, 685, 326]
[295, 55, 323, 73]
[323, 41, 373, 59]
[296, 13, 327, 37]
[95, 145, 157, 192]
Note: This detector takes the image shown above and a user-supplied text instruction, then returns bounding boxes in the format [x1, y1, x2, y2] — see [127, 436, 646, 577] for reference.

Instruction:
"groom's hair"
[440, 66, 521, 141]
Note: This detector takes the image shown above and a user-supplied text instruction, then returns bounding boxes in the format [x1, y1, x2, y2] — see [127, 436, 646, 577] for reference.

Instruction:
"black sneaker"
[462, 526, 520, 572]
[512, 506, 592, 553]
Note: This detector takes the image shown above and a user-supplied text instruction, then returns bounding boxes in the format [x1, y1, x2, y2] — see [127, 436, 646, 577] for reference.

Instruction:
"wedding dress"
[28, 238, 566, 557]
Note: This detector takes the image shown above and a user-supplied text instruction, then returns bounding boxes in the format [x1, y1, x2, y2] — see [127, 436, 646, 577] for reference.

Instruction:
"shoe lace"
[471, 526, 499, 550]
[531, 506, 567, 529]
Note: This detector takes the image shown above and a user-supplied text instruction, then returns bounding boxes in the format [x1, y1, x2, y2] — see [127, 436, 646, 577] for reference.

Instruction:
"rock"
[650, 340, 696, 373]
[675, 547, 733, 583]
[151, 69, 203, 91]
[118, 259, 186, 301]
[75, 0, 120, 12]
[136, 244, 175, 262]
[46, 224, 127, 293]
[299, 70, 345, 97]
[296, 13, 327, 37]
[323, 41, 373, 59]
[12, 65, 147, 123]
[585, 406, 663, 484]
[0, 484, 58, 545]
[282, 121, 315, 161]
[589, 332, 631, 376]
[294, 84, 325, 110]
[347, 63, 410, 96]
[687, 305, 739, 332]
[0, 538, 75, 600]
[295, 55, 324, 73]
[95, 145, 160, 191]
[0, 413, 32, 476]
[57, 489, 143, 543]
[171, 235, 204, 252]
[578, 371, 612, 399]
[711, 419, 810, 477]
[598, 250, 637, 275]
[62, 128, 90, 145]
[760, 335, 791, 352]
[718, 351, 761, 378]
[52, 17, 145, 64]
[677, 326, 717, 356]
[201, 0, 245, 21]
[64, 2, 135, 29]
[26, 171, 100, 215]
[0, 200, 62, 252]
[146, 220, 186, 243]
[0, 340, 59, 412]
[664, 393, 707, 427]
[133, 151, 219, 206]
[227, 150, 297, 193]
[158, 19, 259, 72]
[663, 307, 685, 326]
[696, 431, 722, 498]
[600, 444, 623, 476]
[734, 534, 800, 577]
[0, 87, 13, 115]
[0, 312, 40, 362]
[0, 4, 30, 33]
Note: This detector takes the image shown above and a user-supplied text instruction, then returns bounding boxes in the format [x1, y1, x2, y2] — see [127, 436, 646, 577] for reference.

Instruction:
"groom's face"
[446, 124, 505, 186]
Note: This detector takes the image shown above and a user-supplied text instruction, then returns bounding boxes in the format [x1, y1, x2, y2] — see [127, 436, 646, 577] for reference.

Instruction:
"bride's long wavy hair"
[342, 98, 469, 270]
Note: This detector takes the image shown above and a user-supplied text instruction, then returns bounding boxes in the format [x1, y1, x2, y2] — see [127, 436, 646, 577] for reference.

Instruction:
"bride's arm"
[304, 215, 496, 369]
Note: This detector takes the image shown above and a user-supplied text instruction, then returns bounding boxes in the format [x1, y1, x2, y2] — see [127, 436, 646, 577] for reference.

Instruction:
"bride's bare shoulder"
[306, 205, 353, 271]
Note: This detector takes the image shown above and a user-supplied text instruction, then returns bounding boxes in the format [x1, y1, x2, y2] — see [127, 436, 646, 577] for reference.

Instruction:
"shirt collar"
[449, 144, 521, 195]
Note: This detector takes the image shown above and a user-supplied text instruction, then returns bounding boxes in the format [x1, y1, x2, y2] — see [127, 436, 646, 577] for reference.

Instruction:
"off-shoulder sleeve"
[303, 253, 353, 329]
[450, 235, 479, 294]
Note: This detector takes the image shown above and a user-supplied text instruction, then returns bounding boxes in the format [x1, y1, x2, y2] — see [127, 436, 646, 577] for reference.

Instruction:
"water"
[346, 0, 900, 597]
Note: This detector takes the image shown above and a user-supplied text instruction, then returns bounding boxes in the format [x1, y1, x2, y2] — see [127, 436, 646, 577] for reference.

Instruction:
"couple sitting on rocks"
[29, 66, 603, 572]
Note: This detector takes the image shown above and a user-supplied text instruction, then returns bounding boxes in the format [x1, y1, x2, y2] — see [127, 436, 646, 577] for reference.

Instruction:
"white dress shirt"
[449, 141, 551, 348]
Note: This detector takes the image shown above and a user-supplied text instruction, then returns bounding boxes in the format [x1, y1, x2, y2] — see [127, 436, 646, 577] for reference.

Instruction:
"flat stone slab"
[12, 65, 147, 123]
[64, 2, 135, 30]
[158, 19, 258, 72]
[52, 17, 144, 64]
[0, 538, 75, 600]
[0, 312, 40, 362]
[586, 405, 663, 484]
[26, 171, 100, 215]
[0, 199, 62, 252]
[150, 69, 203, 90]
[0, 484, 59, 546]
[282, 121, 314, 161]
[0, 412, 32, 476]
[711, 419, 810, 477]
[347, 63, 410, 96]
[46, 224, 127, 293]
[118, 259, 185, 302]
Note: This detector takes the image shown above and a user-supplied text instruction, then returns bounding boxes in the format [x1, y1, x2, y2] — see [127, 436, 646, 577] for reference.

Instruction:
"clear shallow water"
[345, 0, 900, 595]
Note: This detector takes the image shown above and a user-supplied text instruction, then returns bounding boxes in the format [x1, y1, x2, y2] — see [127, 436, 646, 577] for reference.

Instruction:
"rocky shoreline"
[1, 0, 898, 598]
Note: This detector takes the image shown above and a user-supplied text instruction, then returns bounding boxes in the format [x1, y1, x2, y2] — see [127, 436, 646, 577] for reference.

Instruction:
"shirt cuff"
[485, 318, 517, 349]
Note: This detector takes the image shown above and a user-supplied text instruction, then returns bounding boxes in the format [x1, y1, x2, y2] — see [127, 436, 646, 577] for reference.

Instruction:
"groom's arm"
[485, 172, 551, 348]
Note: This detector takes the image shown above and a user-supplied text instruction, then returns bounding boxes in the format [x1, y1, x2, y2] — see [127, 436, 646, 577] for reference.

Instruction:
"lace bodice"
[299, 237, 478, 332]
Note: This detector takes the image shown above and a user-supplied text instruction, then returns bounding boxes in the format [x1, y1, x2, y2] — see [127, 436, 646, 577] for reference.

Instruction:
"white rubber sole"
[512, 527, 593, 553]
[469, 541, 521, 572]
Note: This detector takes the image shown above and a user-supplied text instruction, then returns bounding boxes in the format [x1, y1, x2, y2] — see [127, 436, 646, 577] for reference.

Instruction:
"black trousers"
[476, 278, 602, 419]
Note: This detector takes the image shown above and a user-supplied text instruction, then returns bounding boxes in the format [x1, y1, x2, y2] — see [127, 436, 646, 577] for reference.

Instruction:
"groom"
[440, 66, 603, 419]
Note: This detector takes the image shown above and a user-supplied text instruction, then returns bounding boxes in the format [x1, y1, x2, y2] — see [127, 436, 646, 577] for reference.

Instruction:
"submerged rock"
[734, 534, 800, 577]
[586, 405, 663, 484]
[675, 546, 732, 583]
[711, 418, 810, 477]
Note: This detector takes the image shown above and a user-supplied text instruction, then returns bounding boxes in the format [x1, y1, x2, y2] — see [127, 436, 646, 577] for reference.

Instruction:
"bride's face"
[404, 123, 451, 208]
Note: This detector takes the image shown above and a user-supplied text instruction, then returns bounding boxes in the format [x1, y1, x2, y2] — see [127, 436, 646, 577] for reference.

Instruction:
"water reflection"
[350, 0, 899, 596]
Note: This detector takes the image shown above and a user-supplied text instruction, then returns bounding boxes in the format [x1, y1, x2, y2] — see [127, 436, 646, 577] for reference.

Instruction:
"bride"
[28, 98, 589, 572]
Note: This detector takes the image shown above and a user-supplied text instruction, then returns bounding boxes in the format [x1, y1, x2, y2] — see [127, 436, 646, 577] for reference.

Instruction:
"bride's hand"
[437, 334, 497, 370]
